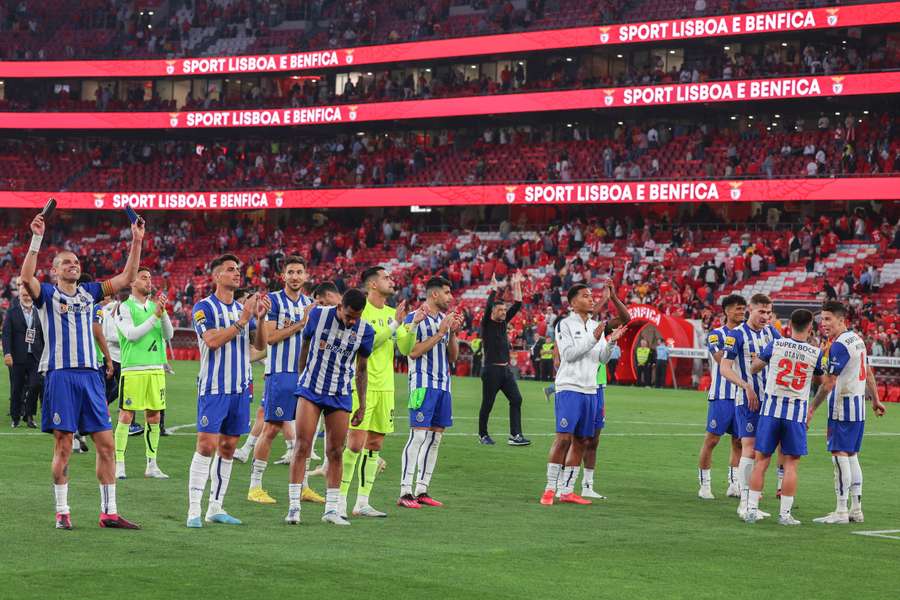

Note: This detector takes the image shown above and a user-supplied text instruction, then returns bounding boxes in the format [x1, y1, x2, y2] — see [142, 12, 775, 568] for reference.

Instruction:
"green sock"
[145, 423, 160, 460]
[114, 422, 129, 462]
[340, 448, 360, 496]
[358, 450, 380, 497]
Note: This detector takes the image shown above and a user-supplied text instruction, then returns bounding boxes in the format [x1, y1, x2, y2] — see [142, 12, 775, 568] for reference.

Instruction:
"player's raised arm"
[606, 279, 631, 328]
[196, 297, 250, 351]
[409, 312, 452, 359]
[19, 213, 44, 299]
[396, 306, 426, 356]
[106, 221, 145, 296]
[557, 319, 599, 363]
[447, 312, 462, 363]
[251, 293, 270, 352]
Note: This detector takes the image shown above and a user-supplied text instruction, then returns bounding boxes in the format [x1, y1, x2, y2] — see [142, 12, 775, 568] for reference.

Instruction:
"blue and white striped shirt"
[193, 295, 256, 396]
[706, 326, 734, 401]
[405, 312, 451, 392]
[827, 331, 868, 422]
[35, 282, 105, 372]
[265, 290, 313, 375]
[723, 322, 781, 407]
[759, 337, 824, 423]
[297, 306, 374, 396]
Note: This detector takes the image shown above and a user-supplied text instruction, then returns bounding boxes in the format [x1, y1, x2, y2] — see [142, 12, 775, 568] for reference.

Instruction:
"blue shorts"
[197, 390, 251, 436]
[263, 373, 298, 422]
[41, 369, 112, 434]
[297, 385, 352, 414]
[706, 399, 736, 436]
[593, 387, 606, 432]
[755, 415, 807, 457]
[827, 419, 865, 454]
[735, 404, 760, 438]
[409, 388, 453, 428]
[555, 390, 596, 438]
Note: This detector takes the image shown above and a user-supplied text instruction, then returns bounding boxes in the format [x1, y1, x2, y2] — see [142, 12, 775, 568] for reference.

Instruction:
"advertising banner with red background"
[2, 72, 897, 130]
[1, 177, 898, 210]
[0, 3, 896, 78]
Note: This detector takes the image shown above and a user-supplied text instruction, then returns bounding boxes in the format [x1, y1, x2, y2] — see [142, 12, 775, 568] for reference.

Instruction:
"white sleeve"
[161, 312, 174, 341]
[116, 308, 159, 342]
[598, 337, 616, 364]
[558, 320, 598, 363]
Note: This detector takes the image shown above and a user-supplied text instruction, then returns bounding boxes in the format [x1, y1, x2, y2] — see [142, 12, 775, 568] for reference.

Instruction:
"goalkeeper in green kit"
[113, 267, 174, 480]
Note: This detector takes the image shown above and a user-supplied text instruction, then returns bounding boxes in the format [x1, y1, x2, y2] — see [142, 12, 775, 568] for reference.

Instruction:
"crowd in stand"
[3, 34, 897, 115]
[1, 206, 898, 368]
[2, 110, 897, 193]
[0, 0, 861, 60]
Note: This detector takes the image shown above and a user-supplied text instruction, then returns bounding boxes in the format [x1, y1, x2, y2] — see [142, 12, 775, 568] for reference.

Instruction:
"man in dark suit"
[2, 278, 44, 428]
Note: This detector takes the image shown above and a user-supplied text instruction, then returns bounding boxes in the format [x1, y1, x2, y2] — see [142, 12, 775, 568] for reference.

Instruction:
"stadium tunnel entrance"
[614, 305, 695, 387]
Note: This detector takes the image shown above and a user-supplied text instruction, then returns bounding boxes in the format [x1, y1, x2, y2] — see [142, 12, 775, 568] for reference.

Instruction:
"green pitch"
[1, 362, 899, 599]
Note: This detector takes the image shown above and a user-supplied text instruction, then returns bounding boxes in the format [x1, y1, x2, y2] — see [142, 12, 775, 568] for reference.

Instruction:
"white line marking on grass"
[453, 416, 705, 427]
[165, 422, 197, 432]
[852, 530, 900, 540]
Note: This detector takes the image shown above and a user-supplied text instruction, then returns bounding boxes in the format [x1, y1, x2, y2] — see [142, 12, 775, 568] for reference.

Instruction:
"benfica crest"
[504, 186, 517, 203]
[348, 105, 358, 120]
[826, 8, 839, 26]
[831, 76, 844, 94]
[168, 112, 180, 127]
[165, 60, 177, 75]
[602, 89, 615, 106]
[598, 27, 611, 43]
[728, 182, 743, 200]
[345, 49, 354, 64]
[93, 194, 106, 208]
[275, 192, 284, 207]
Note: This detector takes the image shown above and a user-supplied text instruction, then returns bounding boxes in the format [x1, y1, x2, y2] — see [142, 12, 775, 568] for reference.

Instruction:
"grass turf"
[1, 361, 898, 599]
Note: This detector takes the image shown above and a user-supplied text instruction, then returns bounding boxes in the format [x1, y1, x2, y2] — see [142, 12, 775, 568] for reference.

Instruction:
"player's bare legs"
[286, 398, 323, 523]
[235, 406, 265, 462]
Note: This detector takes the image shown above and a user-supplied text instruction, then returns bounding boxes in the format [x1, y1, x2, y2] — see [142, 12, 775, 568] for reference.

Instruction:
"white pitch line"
[4, 430, 900, 438]
[165, 422, 197, 432]
[851, 530, 900, 541]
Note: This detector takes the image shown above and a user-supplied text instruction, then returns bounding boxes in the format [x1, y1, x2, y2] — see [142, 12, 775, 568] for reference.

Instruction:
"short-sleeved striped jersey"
[723, 322, 781, 406]
[706, 326, 734, 401]
[827, 330, 868, 422]
[35, 282, 105, 372]
[759, 337, 824, 423]
[405, 312, 451, 392]
[297, 306, 374, 396]
[265, 289, 313, 375]
[193, 294, 256, 396]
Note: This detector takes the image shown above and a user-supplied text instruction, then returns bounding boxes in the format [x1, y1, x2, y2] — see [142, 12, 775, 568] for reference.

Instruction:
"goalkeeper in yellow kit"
[338, 266, 418, 518]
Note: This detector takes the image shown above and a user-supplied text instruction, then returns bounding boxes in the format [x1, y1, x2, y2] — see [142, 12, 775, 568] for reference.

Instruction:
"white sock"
[559, 466, 578, 495]
[401, 429, 427, 496]
[325, 487, 340, 513]
[738, 456, 754, 504]
[699, 468, 711, 486]
[250, 459, 267, 489]
[242, 434, 258, 450]
[288, 483, 302, 510]
[285, 438, 294, 452]
[848, 455, 863, 511]
[54, 483, 69, 515]
[100, 484, 117, 515]
[208, 455, 234, 514]
[776, 464, 785, 492]
[303, 458, 311, 487]
[415, 431, 442, 496]
[355, 494, 369, 510]
[780, 495, 795, 517]
[834, 456, 851, 512]
[582, 468, 595, 490]
[747, 489, 762, 511]
[147, 457, 158, 468]
[188, 452, 211, 518]
[727, 466, 736, 486]
[546, 463, 562, 491]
